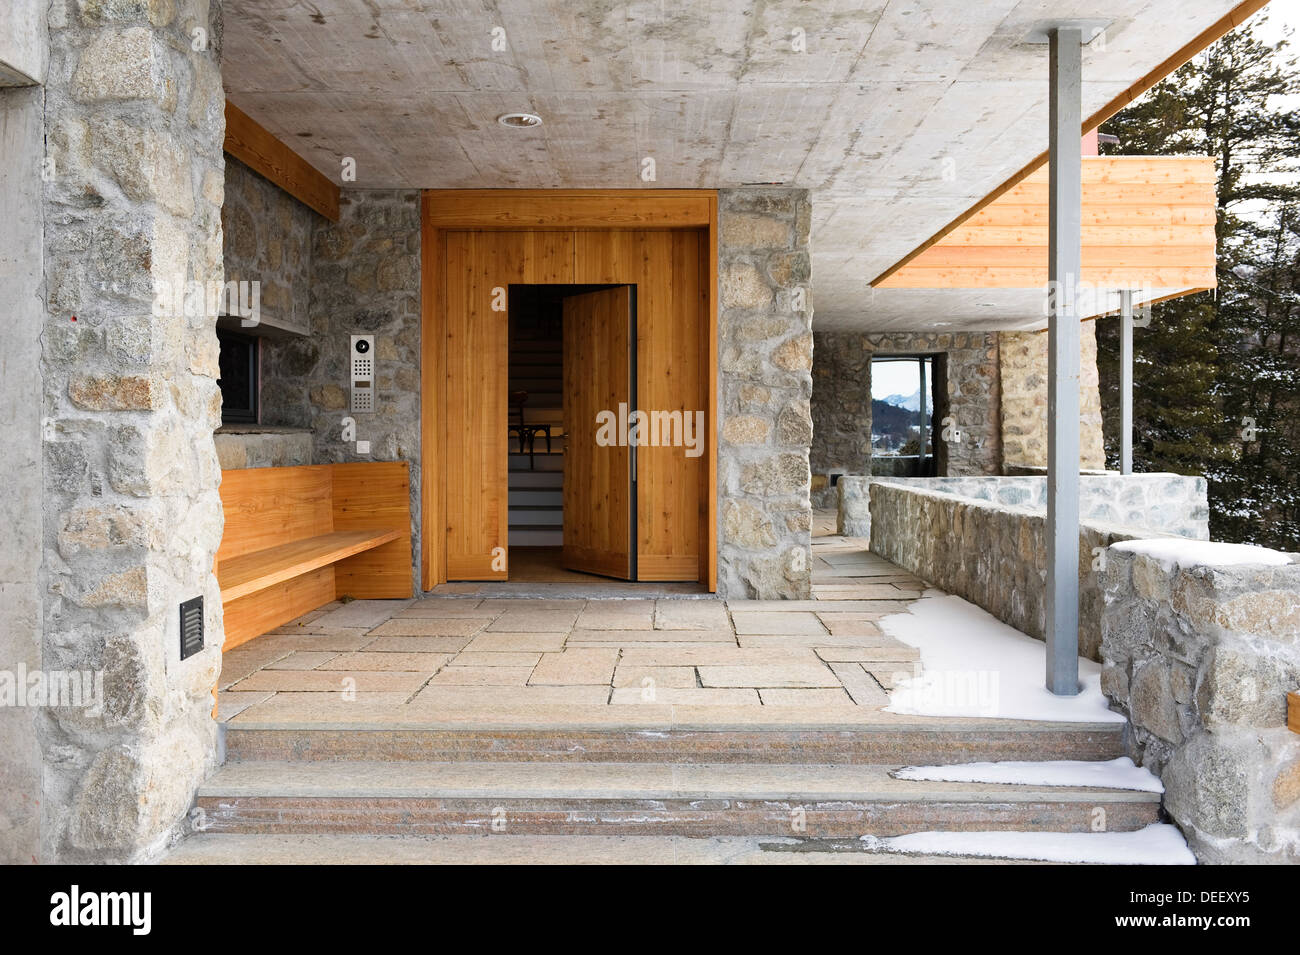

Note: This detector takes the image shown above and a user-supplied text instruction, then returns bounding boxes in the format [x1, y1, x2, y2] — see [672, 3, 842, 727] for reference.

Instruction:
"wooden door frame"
[419, 189, 719, 592]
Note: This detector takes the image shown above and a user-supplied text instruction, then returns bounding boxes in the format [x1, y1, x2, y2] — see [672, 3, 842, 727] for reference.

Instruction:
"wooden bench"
[216, 461, 412, 650]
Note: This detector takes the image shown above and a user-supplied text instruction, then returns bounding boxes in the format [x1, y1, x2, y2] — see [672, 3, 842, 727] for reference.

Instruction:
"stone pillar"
[38, 0, 227, 862]
[716, 189, 813, 599]
[999, 323, 1105, 471]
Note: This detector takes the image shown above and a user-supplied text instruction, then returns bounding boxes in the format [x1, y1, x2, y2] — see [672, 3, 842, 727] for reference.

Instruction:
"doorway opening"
[870, 354, 946, 477]
[508, 283, 638, 583]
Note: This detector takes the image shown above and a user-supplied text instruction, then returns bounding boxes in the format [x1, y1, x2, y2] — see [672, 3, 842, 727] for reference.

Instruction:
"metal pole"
[1046, 27, 1082, 696]
[1120, 288, 1133, 475]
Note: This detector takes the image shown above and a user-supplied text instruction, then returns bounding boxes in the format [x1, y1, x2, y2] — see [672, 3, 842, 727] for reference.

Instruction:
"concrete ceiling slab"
[222, 0, 1245, 333]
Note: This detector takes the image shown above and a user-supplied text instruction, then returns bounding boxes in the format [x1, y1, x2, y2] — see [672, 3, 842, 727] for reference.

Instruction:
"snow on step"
[893, 757, 1164, 793]
[860, 823, 1195, 865]
[879, 595, 1125, 723]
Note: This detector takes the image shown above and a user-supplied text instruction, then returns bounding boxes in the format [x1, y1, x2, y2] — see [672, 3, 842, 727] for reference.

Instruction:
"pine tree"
[1096, 14, 1300, 545]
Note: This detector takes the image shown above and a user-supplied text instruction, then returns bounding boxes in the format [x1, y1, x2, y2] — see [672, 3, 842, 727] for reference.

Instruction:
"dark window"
[217, 329, 259, 424]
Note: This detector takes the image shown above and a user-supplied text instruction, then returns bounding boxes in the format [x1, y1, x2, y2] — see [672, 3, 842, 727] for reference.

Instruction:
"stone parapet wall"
[1100, 547, 1300, 863]
[841, 473, 1208, 540]
[866, 480, 1188, 659]
[717, 188, 813, 598]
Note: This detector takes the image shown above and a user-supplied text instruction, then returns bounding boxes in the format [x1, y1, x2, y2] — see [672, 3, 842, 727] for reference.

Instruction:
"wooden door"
[444, 230, 573, 579]
[574, 230, 706, 581]
[561, 286, 634, 579]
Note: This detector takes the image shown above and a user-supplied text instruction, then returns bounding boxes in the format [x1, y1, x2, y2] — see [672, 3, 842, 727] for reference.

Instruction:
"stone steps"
[194, 760, 1160, 839]
[161, 832, 1049, 865]
[222, 723, 1129, 765]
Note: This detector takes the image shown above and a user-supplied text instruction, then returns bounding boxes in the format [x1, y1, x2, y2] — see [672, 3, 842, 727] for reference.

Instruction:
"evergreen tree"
[1096, 14, 1300, 546]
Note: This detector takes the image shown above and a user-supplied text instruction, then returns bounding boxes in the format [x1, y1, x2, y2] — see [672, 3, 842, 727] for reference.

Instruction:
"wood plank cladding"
[422, 191, 717, 590]
[422, 190, 712, 229]
[223, 100, 340, 221]
[216, 462, 411, 648]
[443, 230, 574, 580]
[875, 157, 1217, 291]
[869, 0, 1267, 289]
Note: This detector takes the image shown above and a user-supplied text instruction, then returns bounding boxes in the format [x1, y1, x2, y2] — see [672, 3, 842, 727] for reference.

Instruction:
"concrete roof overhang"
[222, 0, 1259, 334]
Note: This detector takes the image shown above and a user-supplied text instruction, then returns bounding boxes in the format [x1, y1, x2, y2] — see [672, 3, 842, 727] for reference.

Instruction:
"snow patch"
[878, 594, 1124, 722]
[1111, 538, 1292, 570]
[894, 757, 1163, 793]
[860, 824, 1194, 864]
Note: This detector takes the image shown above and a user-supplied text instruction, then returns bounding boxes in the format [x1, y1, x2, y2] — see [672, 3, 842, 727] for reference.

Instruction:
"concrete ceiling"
[222, 0, 1244, 333]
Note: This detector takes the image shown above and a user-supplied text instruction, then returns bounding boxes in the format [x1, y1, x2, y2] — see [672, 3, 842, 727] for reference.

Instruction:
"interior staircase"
[169, 717, 1157, 862]
[508, 319, 565, 547]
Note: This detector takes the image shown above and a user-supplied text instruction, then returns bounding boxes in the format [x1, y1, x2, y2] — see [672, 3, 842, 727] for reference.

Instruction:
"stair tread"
[199, 760, 1159, 803]
[160, 832, 1056, 865]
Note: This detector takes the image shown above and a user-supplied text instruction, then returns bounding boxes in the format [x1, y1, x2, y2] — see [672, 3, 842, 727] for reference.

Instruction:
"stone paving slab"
[364, 635, 473, 653]
[609, 687, 761, 705]
[462, 632, 569, 652]
[612, 666, 699, 689]
[529, 649, 620, 686]
[231, 670, 433, 694]
[653, 601, 731, 630]
[487, 610, 581, 632]
[450, 651, 544, 668]
[322, 652, 452, 671]
[429, 665, 535, 686]
[730, 611, 829, 635]
[264, 651, 342, 670]
[698, 664, 842, 689]
[368, 617, 490, 637]
[216, 539, 944, 728]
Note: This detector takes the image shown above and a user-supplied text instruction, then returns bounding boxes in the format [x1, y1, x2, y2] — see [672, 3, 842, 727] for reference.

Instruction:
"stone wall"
[213, 426, 313, 470]
[866, 480, 1193, 659]
[37, 0, 227, 862]
[840, 473, 1209, 540]
[220, 155, 314, 336]
[716, 188, 813, 599]
[1000, 325, 1105, 470]
[810, 331, 1001, 496]
[1100, 545, 1300, 863]
[260, 189, 422, 592]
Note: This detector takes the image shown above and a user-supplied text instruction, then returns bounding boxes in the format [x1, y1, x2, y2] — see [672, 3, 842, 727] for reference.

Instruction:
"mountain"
[881, 389, 921, 412]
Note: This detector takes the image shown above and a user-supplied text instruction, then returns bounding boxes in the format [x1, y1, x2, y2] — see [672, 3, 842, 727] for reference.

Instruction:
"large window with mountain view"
[871, 355, 937, 477]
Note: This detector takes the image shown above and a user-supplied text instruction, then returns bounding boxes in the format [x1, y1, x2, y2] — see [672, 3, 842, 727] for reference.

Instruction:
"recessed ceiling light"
[498, 112, 542, 128]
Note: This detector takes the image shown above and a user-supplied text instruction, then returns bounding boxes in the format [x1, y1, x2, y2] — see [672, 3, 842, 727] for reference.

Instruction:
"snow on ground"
[1110, 538, 1292, 570]
[893, 757, 1163, 793]
[878, 594, 1125, 722]
[860, 824, 1195, 865]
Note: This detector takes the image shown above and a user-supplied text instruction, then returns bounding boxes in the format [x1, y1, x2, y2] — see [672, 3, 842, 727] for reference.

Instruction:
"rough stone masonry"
[33, 0, 228, 863]
[716, 188, 814, 599]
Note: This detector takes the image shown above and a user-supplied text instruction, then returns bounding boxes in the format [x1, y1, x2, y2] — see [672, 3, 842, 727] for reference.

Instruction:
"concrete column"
[1046, 27, 1083, 696]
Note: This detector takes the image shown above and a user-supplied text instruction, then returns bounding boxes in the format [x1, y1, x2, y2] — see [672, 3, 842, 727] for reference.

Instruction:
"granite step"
[161, 832, 1045, 865]
[193, 760, 1161, 838]
[222, 722, 1129, 765]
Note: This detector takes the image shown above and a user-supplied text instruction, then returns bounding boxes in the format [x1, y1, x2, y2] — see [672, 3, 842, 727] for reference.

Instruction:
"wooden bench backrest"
[217, 461, 410, 564]
[217, 465, 334, 564]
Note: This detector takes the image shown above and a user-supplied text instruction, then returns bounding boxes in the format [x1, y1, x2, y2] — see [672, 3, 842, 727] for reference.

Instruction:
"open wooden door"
[561, 286, 635, 580]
